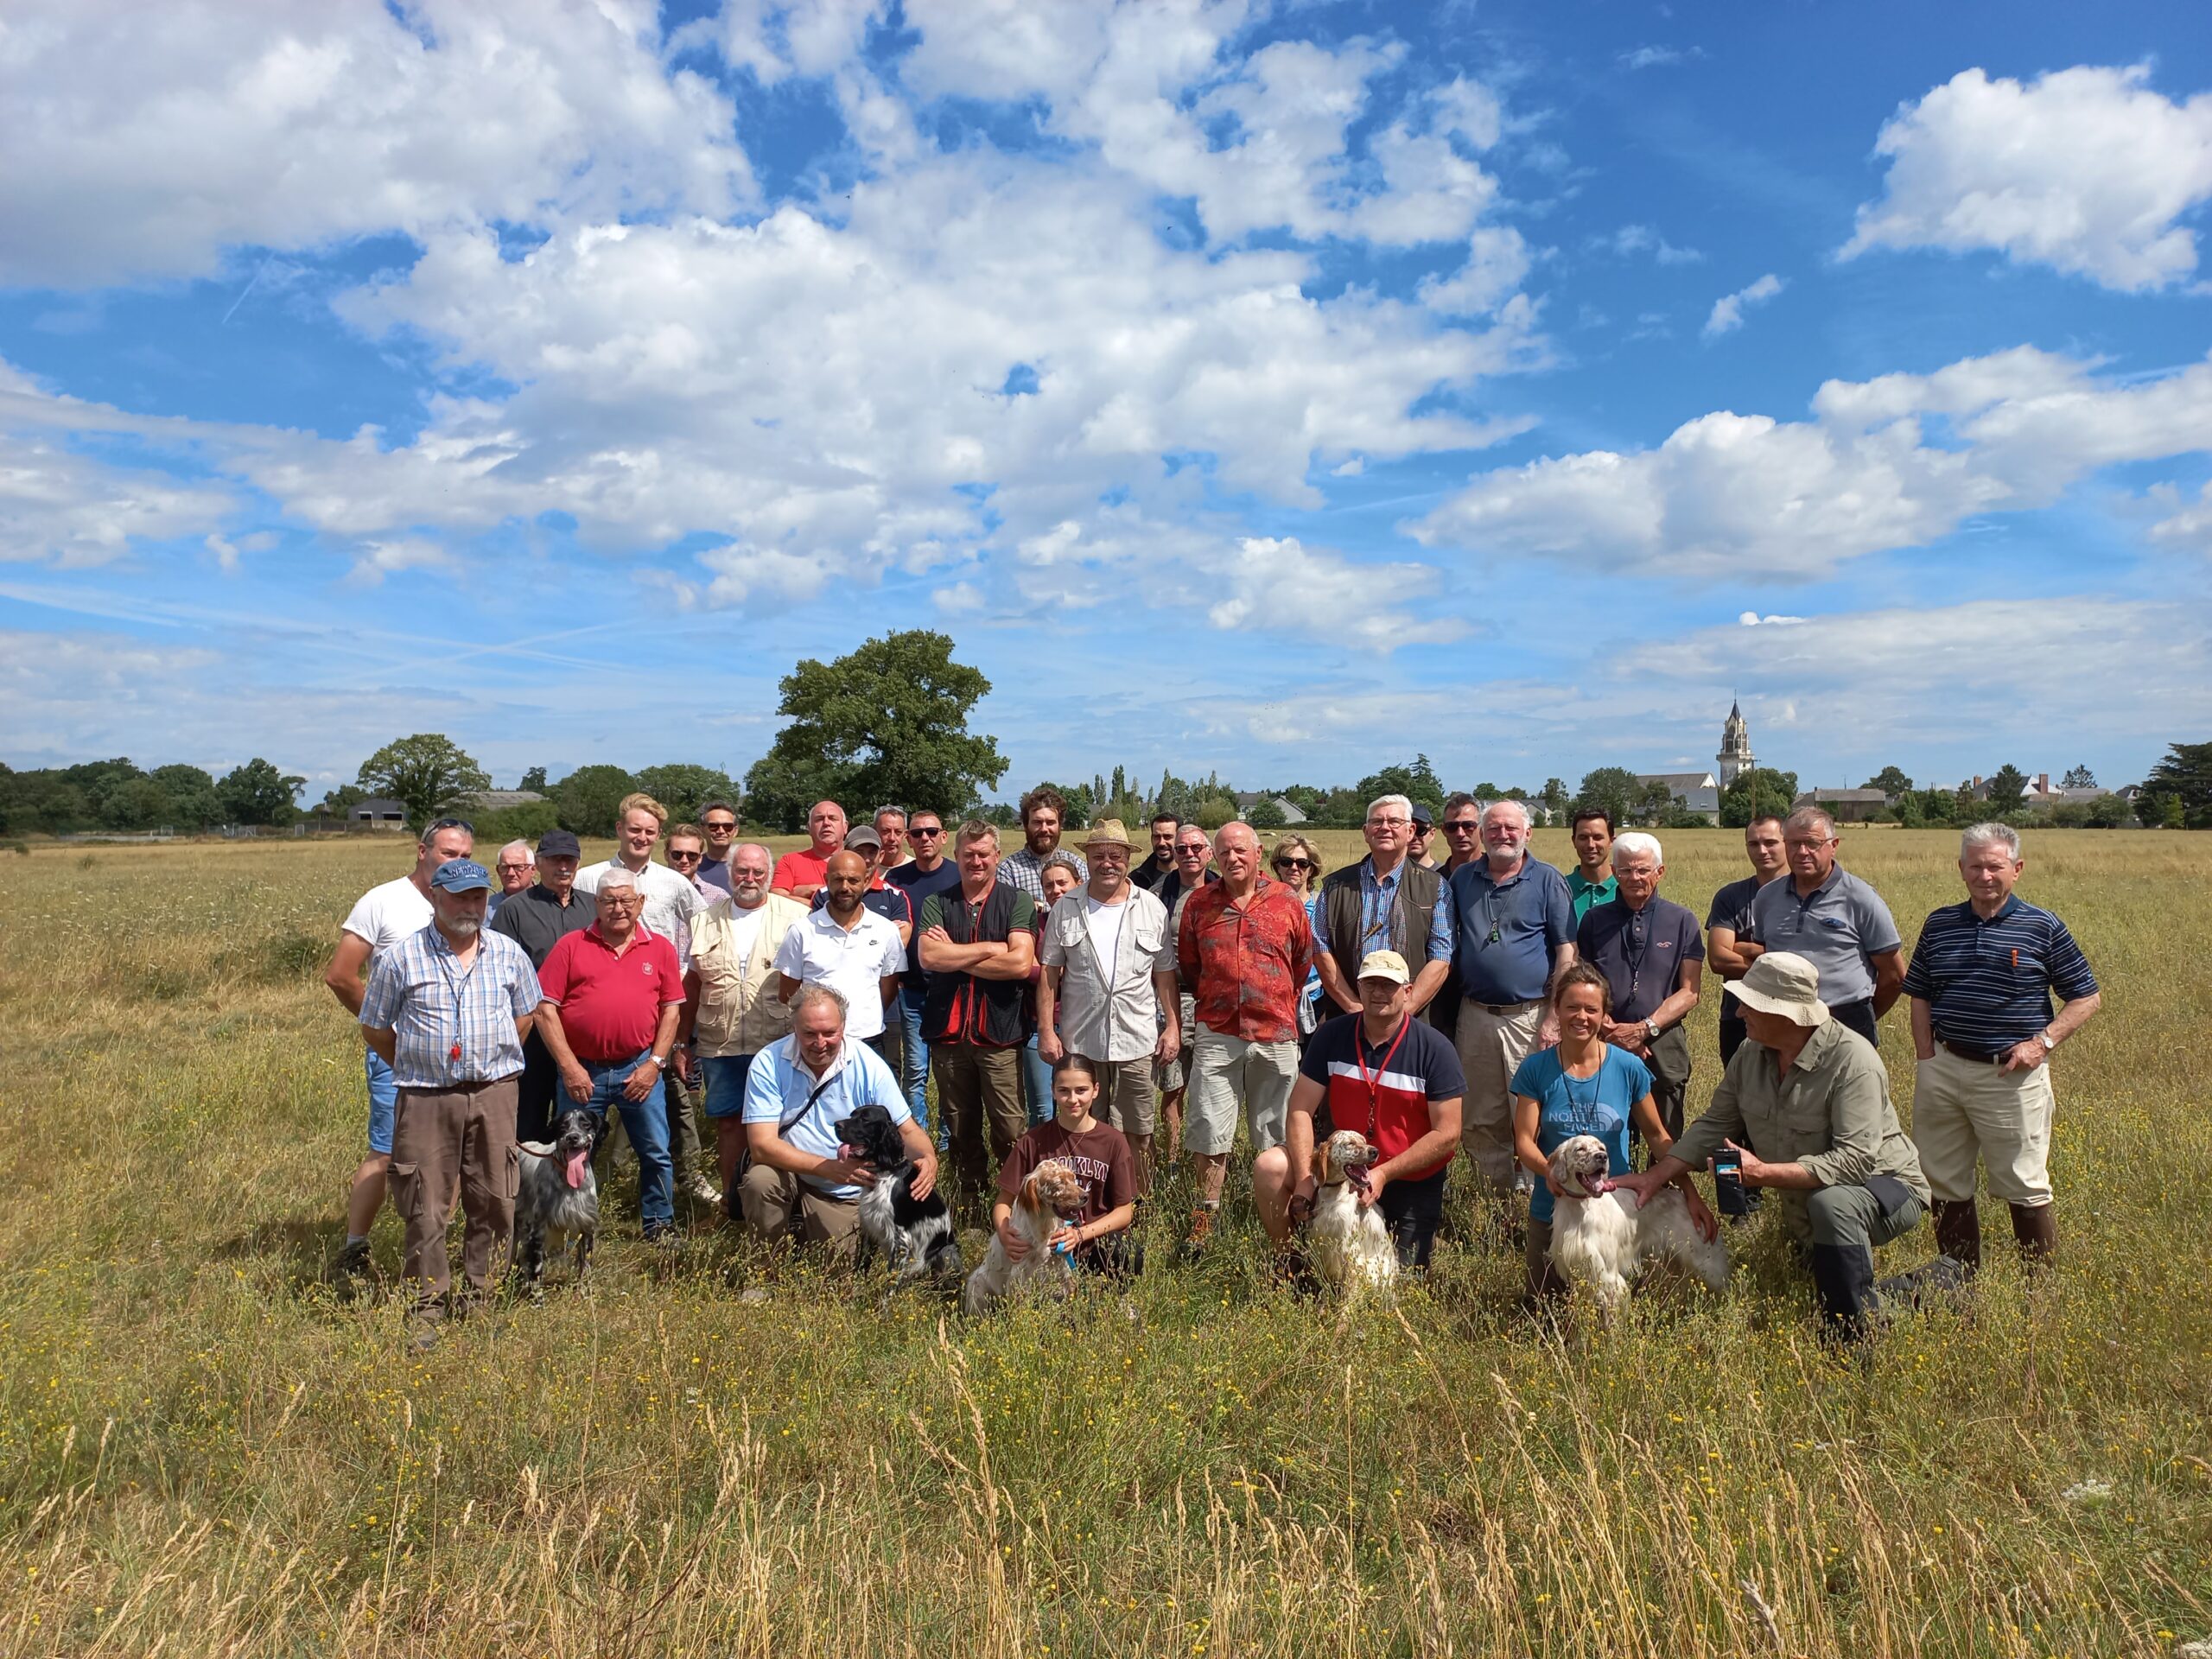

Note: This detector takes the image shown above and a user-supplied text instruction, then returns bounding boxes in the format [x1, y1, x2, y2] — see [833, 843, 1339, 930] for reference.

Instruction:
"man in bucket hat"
[1036, 819, 1179, 1191]
[358, 858, 543, 1344]
[1616, 951, 1933, 1339]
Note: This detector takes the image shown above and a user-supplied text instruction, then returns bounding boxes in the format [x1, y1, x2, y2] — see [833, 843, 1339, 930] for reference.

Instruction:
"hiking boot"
[1177, 1206, 1217, 1265]
[331, 1238, 372, 1281]
[683, 1173, 724, 1207]
[2009, 1203, 2057, 1273]
[644, 1224, 683, 1252]
[1874, 1255, 1972, 1317]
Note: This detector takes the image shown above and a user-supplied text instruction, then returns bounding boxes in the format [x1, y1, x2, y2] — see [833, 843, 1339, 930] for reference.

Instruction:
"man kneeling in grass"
[990, 1055, 1140, 1277]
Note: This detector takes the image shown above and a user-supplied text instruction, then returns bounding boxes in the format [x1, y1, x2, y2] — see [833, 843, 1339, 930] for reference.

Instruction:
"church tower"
[1717, 700, 1753, 788]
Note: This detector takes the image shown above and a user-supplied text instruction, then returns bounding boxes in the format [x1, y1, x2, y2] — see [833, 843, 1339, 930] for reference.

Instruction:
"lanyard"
[432, 938, 484, 1065]
[1351, 1015, 1412, 1141]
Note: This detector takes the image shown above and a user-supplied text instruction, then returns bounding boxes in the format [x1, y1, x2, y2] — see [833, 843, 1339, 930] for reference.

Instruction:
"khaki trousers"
[934, 1042, 1027, 1198]
[737, 1164, 861, 1257]
[1093, 1056, 1158, 1137]
[664, 1065, 707, 1187]
[1453, 1001, 1544, 1198]
[390, 1077, 519, 1308]
[1912, 1049, 2056, 1206]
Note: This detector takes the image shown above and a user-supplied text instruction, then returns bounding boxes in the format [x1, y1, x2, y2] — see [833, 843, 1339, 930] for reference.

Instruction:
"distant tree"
[149, 764, 224, 828]
[1277, 784, 1328, 819]
[2139, 741, 2212, 828]
[356, 734, 491, 831]
[1719, 769, 1799, 828]
[1984, 764, 2029, 815]
[219, 759, 304, 826]
[553, 764, 639, 836]
[104, 775, 173, 830]
[1244, 798, 1287, 830]
[1863, 765, 1914, 798]
[1192, 794, 1239, 832]
[1355, 756, 1446, 818]
[1632, 779, 1677, 825]
[2082, 792, 2132, 829]
[2060, 764, 2096, 791]
[1539, 777, 1569, 825]
[314, 782, 368, 818]
[633, 763, 741, 825]
[519, 766, 550, 792]
[744, 631, 1006, 832]
[475, 800, 563, 843]
[1574, 767, 1643, 828]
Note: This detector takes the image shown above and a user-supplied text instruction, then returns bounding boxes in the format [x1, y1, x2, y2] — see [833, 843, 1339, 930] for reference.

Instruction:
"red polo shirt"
[771, 845, 838, 893]
[537, 923, 684, 1063]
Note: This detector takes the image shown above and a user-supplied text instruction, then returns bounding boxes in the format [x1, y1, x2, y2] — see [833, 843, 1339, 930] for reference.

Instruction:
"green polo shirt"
[1567, 868, 1618, 922]
[1675, 1019, 1929, 1244]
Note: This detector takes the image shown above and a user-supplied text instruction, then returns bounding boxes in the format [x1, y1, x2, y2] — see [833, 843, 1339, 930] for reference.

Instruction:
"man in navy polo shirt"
[1448, 798, 1575, 1202]
[1905, 823, 2101, 1274]
[1255, 950, 1464, 1268]
[1747, 807, 1903, 1047]
[1575, 831, 1704, 1137]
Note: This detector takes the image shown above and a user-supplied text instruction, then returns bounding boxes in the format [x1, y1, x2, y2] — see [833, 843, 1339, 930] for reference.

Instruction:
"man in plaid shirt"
[359, 858, 543, 1343]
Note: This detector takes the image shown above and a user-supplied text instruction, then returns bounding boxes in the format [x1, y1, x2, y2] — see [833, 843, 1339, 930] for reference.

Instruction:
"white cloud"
[1605, 224, 1704, 265]
[1702, 272, 1783, 338]
[1738, 611, 1804, 626]
[1421, 225, 1534, 315]
[0, 428, 232, 567]
[1841, 64, 2212, 292]
[2146, 480, 2212, 553]
[0, 0, 753, 287]
[1411, 346, 2212, 579]
[1618, 46, 1704, 71]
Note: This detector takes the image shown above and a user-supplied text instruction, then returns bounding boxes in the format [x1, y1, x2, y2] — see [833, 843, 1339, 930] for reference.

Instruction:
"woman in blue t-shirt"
[1510, 962, 1713, 1302]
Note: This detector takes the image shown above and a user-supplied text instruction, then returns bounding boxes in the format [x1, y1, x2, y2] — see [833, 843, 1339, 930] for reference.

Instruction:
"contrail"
[220, 258, 272, 325]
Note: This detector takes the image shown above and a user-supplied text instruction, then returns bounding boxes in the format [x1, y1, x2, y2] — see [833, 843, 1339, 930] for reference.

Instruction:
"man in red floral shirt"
[1175, 820, 1313, 1257]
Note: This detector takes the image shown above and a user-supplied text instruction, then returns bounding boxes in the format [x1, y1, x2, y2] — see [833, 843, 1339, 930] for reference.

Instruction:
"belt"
[1938, 1038, 2010, 1065]
[1474, 999, 1542, 1015]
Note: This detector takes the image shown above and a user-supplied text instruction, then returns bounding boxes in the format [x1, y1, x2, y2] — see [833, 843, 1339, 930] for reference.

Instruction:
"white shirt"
[722, 902, 765, 969]
[576, 859, 702, 969]
[1084, 893, 1128, 977]
[340, 874, 433, 964]
[770, 905, 906, 1039]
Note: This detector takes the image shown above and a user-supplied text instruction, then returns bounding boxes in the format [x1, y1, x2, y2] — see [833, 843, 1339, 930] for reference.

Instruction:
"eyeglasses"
[703, 820, 738, 832]
[666, 849, 702, 864]
[495, 861, 532, 874]
[1364, 817, 1410, 828]
[1444, 821, 1481, 834]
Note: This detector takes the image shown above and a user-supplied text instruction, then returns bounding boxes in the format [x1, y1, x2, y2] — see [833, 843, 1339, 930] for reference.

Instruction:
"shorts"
[1093, 1056, 1158, 1137]
[701, 1052, 759, 1119]
[1154, 992, 1197, 1094]
[1184, 1027, 1297, 1157]
[365, 1047, 398, 1156]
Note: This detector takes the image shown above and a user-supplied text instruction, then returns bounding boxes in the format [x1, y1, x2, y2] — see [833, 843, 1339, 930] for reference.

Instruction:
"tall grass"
[0, 831, 2208, 1656]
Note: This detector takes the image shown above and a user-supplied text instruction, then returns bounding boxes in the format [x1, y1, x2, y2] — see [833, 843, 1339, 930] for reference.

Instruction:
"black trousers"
[1379, 1167, 1448, 1268]
[516, 1030, 559, 1146]
[1830, 998, 1879, 1048]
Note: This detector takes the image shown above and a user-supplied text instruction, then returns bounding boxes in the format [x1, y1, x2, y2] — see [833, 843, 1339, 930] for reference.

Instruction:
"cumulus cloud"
[1738, 612, 1804, 626]
[1702, 273, 1784, 338]
[1410, 345, 2212, 579]
[1842, 64, 2212, 292]
[0, 0, 752, 287]
[0, 428, 232, 567]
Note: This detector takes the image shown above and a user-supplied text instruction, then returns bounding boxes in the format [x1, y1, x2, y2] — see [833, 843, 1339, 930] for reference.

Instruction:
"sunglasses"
[424, 817, 474, 836]
[910, 825, 944, 837]
[1274, 857, 1313, 870]
[667, 849, 702, 863]
[1444, 821, 1481, 834]
[703, 821, 738, 832]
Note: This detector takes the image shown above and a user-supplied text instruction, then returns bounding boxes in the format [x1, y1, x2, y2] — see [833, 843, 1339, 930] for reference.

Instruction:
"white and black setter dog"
[833, 1103, 960, 1289]
[513, 1108, 601, 1299]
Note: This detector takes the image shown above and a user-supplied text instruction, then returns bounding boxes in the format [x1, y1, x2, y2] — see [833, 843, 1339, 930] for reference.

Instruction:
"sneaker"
[683, 1173, 724, 1207]
[332, 1238, 372, 1281]
[643, 1224, 683, 1251]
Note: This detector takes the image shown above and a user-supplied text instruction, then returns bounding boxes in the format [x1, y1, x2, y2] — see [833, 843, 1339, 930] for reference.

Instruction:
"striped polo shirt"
[1902, 895, 2098, 1055]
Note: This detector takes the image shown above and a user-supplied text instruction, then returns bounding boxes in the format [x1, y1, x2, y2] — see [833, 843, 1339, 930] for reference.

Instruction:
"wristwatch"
[1644, 1018, 1660, 1042]
[2037, 1031, 2056, 1052]
[643, 1053, 666, 1069]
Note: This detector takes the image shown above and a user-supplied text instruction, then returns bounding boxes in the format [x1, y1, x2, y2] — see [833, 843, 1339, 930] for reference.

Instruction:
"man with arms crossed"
[887, 808, 963, 1138]
[771, 800, 849, 902]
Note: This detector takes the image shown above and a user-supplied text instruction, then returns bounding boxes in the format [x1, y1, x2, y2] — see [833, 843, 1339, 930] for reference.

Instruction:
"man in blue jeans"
[532, 870, 689, 1244]
[887, 807, 962, 1142]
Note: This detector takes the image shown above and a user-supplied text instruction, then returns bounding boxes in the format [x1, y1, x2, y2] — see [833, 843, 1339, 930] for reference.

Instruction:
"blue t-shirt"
[886, 858, 963, 985]
[1509, 1045, 1653, 1224]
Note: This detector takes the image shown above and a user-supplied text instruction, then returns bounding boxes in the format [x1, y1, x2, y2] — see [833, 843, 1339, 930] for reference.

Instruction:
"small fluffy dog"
[963, 1159, 1086, 1315]
[514, 1109, 601, 1297]
[1305, 1130, 1398, 1295]
[832, 1103, 959, 1288]
[1546, 1134, 1729, 1314]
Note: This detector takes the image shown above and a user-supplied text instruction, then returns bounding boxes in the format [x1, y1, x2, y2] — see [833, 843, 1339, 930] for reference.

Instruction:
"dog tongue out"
[564, 1148, 589, 1188]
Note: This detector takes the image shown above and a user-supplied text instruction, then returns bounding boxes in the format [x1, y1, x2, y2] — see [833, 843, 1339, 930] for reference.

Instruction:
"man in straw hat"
[1616, 950, 1933, 1339]
[1036, 819, 1179, 1191]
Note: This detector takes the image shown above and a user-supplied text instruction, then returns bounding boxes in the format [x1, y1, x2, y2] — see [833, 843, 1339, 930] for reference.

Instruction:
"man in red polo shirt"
[534, 869, 688, 1243]
[771, 800, 849, 902]
[1255, 950, 1465, 1271]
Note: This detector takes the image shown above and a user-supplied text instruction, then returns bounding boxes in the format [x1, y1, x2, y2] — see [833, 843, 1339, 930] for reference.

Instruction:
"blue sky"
[2, 0, 2208, 804]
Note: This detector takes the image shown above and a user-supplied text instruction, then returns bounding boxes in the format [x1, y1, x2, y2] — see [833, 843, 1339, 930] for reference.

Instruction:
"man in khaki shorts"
[1037, 819, 1180, 1191]
[1904, 823, 2101, 1273]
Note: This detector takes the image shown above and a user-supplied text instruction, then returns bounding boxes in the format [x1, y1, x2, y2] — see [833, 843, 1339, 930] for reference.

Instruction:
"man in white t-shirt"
[1036, 819, 1179, 1190]
[323, 814, 474, 1278]
[772, 851, 906, 1053]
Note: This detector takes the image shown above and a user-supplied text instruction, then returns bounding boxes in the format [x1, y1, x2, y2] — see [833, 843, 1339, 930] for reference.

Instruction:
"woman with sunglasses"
[1271, 836, 1328, 1051]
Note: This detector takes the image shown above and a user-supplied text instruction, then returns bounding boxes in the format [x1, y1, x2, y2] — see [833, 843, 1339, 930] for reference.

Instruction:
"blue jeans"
[895, 982, 934, 1137]
[582, 1053, 672, 1231]
[1021, 1032, 1054, 1128]
[700, 1052, 758, 1120]
[365, 1048, 398, 1155]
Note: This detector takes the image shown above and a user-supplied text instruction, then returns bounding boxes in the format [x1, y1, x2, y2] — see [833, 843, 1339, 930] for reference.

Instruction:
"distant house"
[349, 797, 409, 829]
[469, 789, 547, 812]
[1636, 771, 1720, 822]
[1955, 772, 2113, 807]
[1796, 787, 1889, 823]
[1232, 792, 1308, 825]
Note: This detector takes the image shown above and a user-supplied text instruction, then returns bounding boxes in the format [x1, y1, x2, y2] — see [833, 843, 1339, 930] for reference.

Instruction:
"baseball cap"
[1357, 949, 1410, 985]
[1410, 803, 1434, 830]
[537, 829, 582, 859]
[430, 858, 493, 893]
[844, 823, 883, 850]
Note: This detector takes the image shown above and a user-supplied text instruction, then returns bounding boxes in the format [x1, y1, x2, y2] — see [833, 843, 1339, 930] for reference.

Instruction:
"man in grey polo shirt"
[1746, 807, 1903, 1048]
[1447, 798, 1576, 1202]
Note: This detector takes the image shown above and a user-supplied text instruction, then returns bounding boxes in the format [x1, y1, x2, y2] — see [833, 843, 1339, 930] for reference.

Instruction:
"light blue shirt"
[741, 1035, 910, 1198]
[1310, 856, 1456, 964]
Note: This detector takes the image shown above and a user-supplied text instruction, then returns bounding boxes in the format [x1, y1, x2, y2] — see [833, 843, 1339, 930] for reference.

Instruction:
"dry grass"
[0, 830, 2208, 1656]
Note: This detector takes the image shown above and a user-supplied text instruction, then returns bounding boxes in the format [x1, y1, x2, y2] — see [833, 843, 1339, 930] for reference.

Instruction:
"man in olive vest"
[1313, 793, 1454, 1020]
[917, 819, 1037, 1213]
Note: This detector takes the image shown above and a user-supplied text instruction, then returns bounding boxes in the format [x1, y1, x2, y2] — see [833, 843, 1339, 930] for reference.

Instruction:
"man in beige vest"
[679, 842, 806, 1205]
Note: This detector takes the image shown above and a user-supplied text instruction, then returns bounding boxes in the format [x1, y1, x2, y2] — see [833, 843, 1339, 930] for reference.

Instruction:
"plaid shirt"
[1178, 876, 1313, 1043]
[359, 923, 542, 1089]
[999, 845, 1087, 902]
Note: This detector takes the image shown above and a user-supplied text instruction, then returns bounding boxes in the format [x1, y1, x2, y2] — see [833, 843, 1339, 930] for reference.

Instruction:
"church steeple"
[1718, 700, 1753, 787]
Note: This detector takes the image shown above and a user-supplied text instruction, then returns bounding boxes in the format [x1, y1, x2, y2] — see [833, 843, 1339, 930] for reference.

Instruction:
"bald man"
[772, 800, 849, 902]
[771, 849, 906, 1054]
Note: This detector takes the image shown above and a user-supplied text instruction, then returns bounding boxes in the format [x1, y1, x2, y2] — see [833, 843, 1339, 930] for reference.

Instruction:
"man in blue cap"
[359, 858, 543, 1344]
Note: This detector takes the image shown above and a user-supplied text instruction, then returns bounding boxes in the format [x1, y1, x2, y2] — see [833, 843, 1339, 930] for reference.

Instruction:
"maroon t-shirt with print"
[997, 1118, 1135, 1262]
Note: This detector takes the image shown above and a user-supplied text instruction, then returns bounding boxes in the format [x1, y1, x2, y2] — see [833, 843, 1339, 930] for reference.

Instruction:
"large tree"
[553, 765, 639, 836]
[633, 763, 741, 825]
[1719, 768, 1798, 828]
[1984, 764, 2029, 815]
[149, 764, 224, 828]
[518, 766, 550, 791]
[744, 631, 1005, 831]
[1863, 765, 1914, 797]
[1573, 766, 1643, 828]
[2139, 741, 2212, 828]
[1354, 755, 1446, 817]
[355, 734, 490, 830]
[2060, 763, 2096, 791]
[219, 758, 305, 825]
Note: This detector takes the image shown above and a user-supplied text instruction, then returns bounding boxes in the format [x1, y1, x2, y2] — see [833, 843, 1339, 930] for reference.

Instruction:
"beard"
[445, 915, 482, 938]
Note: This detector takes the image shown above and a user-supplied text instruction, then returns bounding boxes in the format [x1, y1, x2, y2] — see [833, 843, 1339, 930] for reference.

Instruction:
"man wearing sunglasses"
[886, 810, 962, 1135]
[695, 801, 741, 895]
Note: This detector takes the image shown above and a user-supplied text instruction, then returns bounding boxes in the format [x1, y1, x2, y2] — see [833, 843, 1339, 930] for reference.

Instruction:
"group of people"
[326, 783, 2100, 1341]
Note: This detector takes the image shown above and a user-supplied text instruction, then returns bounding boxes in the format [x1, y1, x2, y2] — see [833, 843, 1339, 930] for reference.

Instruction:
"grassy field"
[1, 828, 2208, 1656]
